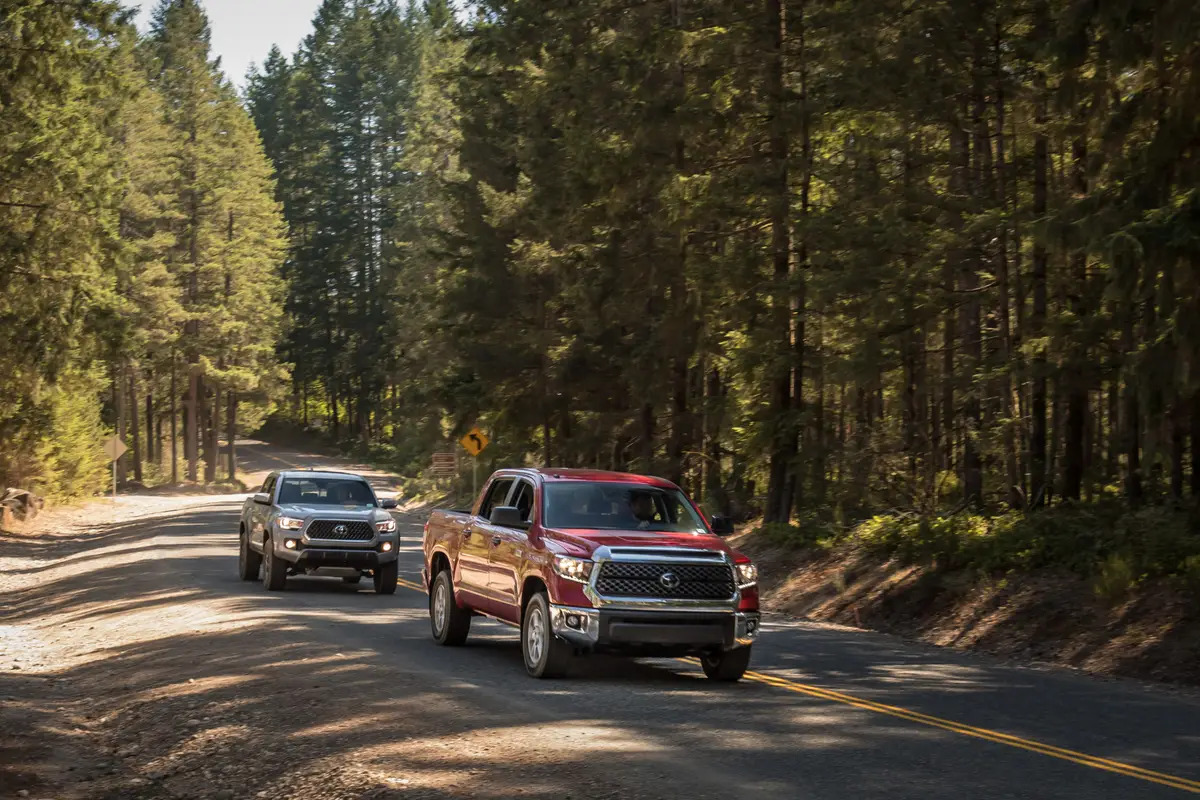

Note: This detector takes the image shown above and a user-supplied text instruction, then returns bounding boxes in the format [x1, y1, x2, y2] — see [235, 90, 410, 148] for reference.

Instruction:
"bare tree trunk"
[129, 368, 143, 484]
[763, 0, 795, 524]
[186, 365, 198, 482]
[115, 361, 128, 486]
[1029, 18, 1049, 507]
[207, 383, 220, 483]
[227, 391, 238, 482]
[171, 351, 178, 484]
[1192, 390, 1200, 498]
[145, 374, 155, 467]
[1062, 138, 1088, 501]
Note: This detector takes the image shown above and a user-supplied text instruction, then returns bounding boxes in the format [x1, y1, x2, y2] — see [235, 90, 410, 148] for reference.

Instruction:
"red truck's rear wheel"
[430, 571, 471, 645]
[522, 592, 572, 678]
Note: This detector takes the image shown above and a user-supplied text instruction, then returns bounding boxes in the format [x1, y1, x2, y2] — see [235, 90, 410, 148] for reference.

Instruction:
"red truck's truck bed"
[423, 468, 759, 679]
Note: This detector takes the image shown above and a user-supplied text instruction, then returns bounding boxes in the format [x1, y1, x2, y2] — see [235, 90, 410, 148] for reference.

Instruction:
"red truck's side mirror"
[710, 515, 734, 536]
[490, 505, 530, 530]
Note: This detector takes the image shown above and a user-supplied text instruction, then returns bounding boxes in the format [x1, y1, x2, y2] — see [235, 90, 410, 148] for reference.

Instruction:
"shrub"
[1093, 553, 1137, 606]
[837, 502, 1199, 582]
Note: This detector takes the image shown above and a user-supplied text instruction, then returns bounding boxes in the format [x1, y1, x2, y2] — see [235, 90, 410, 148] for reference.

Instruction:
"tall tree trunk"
[228, 391, 238, 482]
[1029, 24, 1049, 508]
[994, 25, 1021, 508]
[186, 364, 198, 482]
[791, 4, 811, 513]
[171, 350, 179, 484]
[115, 361, 127, 485]
[129, 368, 143, 484]
[703, 366, 725, 512]
[763, 0, 794, 524]
[1192, 390, 1200, 498]
[207, 383, 220, 483]
[1062, 138, 1088, 501]
[1124, 298, 1143, 503]
[145, 378, 155, 467]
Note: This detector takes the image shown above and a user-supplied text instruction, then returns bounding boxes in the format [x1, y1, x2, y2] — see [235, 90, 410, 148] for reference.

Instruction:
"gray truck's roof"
[277, 470, 367, 481]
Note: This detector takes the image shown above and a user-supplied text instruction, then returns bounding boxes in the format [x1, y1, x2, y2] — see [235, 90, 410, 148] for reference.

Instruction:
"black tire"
[429, 570, 471, 646]
[521, 592, 572, 679]
[238, 528, 261, 581]
[342, 575, 363, 585]
[262, 536, 287, 591]
[373, 561, 398, 595]
[701, 646, 752, 682]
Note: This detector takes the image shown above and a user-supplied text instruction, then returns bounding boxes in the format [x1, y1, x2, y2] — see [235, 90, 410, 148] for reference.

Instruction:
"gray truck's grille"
[595, 562, 735, 600]
[307, 520, 373, 541]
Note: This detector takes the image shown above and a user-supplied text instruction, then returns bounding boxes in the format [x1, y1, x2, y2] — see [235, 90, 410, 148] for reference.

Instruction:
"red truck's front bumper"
[548, 603, 759, 655]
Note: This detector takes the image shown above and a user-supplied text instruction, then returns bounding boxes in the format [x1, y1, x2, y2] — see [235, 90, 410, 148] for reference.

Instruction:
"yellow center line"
[389, 580, 1197, 793]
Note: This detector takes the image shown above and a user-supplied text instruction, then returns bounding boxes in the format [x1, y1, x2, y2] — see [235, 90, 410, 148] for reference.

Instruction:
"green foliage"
[1093, 555, 1137, 607]
[0, 1, 286, 496]
[847, 505, 1200, 584]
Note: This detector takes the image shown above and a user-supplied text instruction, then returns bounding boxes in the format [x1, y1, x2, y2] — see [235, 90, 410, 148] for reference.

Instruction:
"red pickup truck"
[422, 468, 760, 680]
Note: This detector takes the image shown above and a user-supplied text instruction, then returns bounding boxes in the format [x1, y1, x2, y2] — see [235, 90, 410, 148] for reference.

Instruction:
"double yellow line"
[731, 665, 1200, 794]
[395, 578, 1198, 794]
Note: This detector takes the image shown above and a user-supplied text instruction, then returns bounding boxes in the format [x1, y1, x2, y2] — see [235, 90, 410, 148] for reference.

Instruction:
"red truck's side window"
[511, 480, 535, 523]
[478, 478, 513, 519]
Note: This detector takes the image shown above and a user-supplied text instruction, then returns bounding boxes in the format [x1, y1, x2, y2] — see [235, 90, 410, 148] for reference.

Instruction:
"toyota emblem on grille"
[334, 524, 347, 536]
[659, 571, 680, 589]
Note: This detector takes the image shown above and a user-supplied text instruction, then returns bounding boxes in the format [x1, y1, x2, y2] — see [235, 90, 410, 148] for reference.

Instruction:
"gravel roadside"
[1, 493, 716, 800]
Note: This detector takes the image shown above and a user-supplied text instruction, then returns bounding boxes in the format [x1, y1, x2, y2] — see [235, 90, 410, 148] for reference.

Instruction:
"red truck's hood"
[542, 528, 736, 556]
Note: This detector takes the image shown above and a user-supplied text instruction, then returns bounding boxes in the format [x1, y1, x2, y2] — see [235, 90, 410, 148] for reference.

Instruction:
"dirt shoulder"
[0, 482, 713, 800]
[737, 534, 1200, 688]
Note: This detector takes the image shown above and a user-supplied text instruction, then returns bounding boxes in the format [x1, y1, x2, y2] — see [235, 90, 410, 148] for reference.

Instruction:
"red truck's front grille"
[595, 562, 736, 600]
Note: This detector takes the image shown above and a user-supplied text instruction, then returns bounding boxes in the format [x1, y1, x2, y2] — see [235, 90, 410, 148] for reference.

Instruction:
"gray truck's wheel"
[430, 571, 470, 645]
[521, 592, 571, 679]
[262, 536, 287, 591]
[238, 529, 261, 581]
[374, 561, 398, 595]
[701, 646, 752, 682]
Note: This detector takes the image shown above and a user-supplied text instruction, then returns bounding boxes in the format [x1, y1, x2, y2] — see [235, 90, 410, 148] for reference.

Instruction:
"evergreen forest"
[6, 0, 1200, 580]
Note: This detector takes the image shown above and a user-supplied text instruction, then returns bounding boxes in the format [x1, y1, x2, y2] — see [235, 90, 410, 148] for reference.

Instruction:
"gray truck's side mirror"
[380, 497, 398, 509]
[710, 515, 734, 536]
[490, 505, 529, 529]
[253, 492, 270, 505]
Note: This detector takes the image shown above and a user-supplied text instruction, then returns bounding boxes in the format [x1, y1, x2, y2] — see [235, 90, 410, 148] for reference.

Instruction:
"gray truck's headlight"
[277, 516, 304, 530]
[735, 562, 758, 588]
[376, 518, 397, 533]
[553, 555, 594, 583]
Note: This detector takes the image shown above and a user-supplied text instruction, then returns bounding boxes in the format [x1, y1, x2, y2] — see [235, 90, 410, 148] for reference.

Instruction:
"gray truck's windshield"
[542, 483, 706, 533]
[278, 478, 375, 506]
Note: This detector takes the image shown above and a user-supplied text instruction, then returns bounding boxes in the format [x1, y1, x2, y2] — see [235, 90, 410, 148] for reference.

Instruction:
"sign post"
[103, 436, 128, 502]
[458, 427, 490, 500]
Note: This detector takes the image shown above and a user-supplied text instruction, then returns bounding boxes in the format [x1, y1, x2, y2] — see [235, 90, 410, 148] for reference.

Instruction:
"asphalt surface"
[92, 442, 1200, 798]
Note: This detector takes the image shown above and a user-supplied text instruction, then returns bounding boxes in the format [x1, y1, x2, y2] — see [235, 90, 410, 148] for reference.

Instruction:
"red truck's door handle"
[491, 535, 502, 546]
[463, 526, 473, 537]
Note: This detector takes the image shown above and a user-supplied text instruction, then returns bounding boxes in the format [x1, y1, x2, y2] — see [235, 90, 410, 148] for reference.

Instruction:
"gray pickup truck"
[238, 469, 401, 593]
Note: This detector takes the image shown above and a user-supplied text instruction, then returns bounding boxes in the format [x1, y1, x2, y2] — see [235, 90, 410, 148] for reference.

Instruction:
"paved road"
[6, 441, 1196, 799]
[230, 441, 1200, 799]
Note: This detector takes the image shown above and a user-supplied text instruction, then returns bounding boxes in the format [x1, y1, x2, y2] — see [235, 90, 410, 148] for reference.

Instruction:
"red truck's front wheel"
[522, 593, 572, 678]
[701, 646, 752, 682]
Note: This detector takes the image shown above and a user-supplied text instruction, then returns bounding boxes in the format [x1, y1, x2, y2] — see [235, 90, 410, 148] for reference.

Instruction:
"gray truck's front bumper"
[274, 539, 399, 568]
[549, 604, 759, 653]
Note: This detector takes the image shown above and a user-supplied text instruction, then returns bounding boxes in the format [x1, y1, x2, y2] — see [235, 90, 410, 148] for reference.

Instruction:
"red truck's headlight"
[735, 562, 758, 588]
[553, 555, 594, 583]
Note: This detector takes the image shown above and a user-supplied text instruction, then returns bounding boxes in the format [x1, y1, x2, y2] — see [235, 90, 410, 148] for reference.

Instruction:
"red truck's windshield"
[542, 482, 708, 533]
